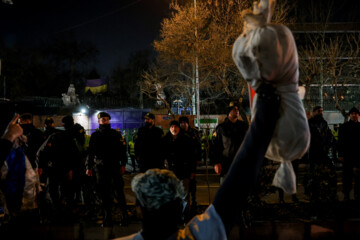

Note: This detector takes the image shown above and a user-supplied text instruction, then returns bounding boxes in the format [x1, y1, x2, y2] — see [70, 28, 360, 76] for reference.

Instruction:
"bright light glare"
[81, 108, 86, 114]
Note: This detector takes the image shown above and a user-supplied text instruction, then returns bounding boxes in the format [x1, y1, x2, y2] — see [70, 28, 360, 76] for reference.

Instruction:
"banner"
[85, 78, 108, 94]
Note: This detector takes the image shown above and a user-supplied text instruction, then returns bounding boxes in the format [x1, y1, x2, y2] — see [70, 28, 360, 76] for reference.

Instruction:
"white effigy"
[232, 0, 310, 193]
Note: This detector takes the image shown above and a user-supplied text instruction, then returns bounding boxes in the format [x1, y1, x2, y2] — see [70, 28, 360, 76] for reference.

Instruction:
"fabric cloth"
[232, 0, 310, 193]
[115, 204, 226, 240]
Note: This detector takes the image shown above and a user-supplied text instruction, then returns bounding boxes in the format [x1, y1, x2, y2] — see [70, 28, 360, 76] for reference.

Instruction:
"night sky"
[0, 0, 170, 76]
[1, 0, 359, 77]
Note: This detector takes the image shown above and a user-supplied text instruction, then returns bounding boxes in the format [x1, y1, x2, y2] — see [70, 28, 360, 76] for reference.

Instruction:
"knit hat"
[144, 112, 155, 120]
[178, 116, 189, 124]
[227, 101, 239, 115]
[169, 120, 180, 128]
[62, 115, 74, 125]
[97, 111, 111, 120]
[44, 117, 54, 125]
[349, 107, 360, 115]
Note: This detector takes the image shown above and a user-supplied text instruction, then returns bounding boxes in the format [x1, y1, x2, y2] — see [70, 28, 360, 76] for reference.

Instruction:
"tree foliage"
[143, 0, 292, 119]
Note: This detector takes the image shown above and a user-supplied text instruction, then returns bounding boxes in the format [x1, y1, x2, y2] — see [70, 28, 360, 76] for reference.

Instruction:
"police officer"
[85, 112, 129, 228]
[211, 101, 249, 184]
[43, 117, 61, 140]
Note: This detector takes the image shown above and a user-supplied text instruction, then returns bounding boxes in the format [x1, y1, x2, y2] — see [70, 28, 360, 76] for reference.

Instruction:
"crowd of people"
[1, 101, 358, 233]
[0, 0, 359, 239]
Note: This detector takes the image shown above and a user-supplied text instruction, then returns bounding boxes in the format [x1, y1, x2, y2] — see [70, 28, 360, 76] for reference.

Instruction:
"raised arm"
[1, 114, 23, 166]
[212, 83, 280, 233]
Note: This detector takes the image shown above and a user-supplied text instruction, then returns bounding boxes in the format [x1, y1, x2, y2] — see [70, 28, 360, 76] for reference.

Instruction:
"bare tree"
[298, 0, 360, 121]
[143, 0, 291, 122]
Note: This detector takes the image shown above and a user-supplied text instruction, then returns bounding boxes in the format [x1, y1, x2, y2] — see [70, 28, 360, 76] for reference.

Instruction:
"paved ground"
[1, 163, 360, 239]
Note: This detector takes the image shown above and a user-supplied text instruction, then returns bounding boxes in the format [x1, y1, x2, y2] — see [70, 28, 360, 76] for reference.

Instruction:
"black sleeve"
[212, 83, 280, 234]
[85, 133, 96, 169]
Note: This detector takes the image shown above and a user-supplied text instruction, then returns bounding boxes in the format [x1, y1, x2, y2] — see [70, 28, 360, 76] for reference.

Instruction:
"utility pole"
[194, 0, 201, 130]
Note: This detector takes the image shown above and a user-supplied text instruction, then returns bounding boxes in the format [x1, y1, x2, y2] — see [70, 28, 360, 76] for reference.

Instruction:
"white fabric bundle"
[232, 0, 310, 193]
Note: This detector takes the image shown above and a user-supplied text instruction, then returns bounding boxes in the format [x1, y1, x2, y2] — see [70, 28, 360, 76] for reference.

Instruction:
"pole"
[194, 0, 201, 130]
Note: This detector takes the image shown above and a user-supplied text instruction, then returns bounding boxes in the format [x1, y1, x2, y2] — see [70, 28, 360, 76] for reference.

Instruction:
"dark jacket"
[135, 125, 163, 171]
[86, 125, 127, 169]
[20, 124, 44, 169]
[338, 120, 360, 166]
[161, 131, 197, 180]
[37, 126, 82, 174]
[44, 126, 62, 141]
[308, 116, 334, 164]
[211, 118, 249, 176]
[182, 127, 202, 163]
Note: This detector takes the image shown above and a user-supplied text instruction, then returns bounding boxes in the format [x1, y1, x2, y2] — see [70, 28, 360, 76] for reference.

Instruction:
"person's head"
[227, 101, 239, 121]
[333, 124, 338, 131]
[62, 115, 74, 130]
[131, 169, 185, 226]
[179, 116, 189, 131]
[169, 120, 181, 137]
[44, 117, 55, 129]
[19, 113, 32, 125]
[144, 112, 155, 128]
[97, 111, 111, 125]
[349, 107, 359, 122]
[73, 123, 85, 144]
[312, 106, 323, 118]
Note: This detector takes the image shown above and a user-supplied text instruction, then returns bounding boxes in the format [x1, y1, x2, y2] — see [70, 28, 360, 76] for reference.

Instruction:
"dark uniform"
[43, 117, 62, 140]
[338, 107, 360, 201]
[86, 113, 128, 227]
[211, 117, 248, 179]
[37, 116, 83, 222]
[135, 114, 163, 172]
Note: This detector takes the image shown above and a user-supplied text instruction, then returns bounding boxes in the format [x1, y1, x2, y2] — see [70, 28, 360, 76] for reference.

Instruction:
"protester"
[211, 101, 248, 184]
[135, 113, 163, 172]
[0, 115, 23, 172]
[161, 120, 197, 222]
[306, 106, 337, 202]
[338, 107, 360, 201]
[179, 116, 201, 214]
[19, 113, 44, 169]
[43, 117, 62, 140]
[0, 105, 40, 239]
